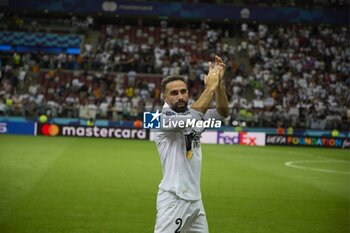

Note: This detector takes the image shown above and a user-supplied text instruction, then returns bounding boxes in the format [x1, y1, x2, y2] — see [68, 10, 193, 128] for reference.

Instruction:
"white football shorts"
[154, 189, 209, 233]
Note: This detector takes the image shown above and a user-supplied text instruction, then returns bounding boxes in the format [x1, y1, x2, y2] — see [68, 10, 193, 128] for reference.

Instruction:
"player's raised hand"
[214, 55, 226, 82]
[204, 61, 220, 91]
[204, 55, 226, 89]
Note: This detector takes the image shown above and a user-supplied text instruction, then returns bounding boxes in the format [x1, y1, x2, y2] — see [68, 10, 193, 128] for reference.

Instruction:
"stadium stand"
[133, 0, 348, 8]
[0, 11, 349, 130]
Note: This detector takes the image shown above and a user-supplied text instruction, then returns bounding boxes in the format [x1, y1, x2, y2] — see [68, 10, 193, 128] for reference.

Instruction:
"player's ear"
[161, 92, 167, 104]
[161, 91, 168, 101]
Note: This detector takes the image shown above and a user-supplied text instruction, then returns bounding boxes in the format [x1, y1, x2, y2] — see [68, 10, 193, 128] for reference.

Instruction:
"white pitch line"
[285, 160, 350, 175]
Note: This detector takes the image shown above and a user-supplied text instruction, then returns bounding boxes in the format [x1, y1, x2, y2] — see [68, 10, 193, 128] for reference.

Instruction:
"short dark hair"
[161, 76, 187, 94]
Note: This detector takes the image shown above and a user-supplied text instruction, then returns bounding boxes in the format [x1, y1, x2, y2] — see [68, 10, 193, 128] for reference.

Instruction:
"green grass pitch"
[0, 135, 349, 233]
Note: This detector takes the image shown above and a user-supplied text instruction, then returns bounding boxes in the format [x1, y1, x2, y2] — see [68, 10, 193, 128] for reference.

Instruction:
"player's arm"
[214, 55, 229, 118]
[203, 82, 229, 121]
[191, 60, 221, 114]
[202, 55, 229, 120]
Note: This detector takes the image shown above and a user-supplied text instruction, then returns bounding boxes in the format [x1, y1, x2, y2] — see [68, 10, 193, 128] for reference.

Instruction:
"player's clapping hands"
[204, 55, 226, 90]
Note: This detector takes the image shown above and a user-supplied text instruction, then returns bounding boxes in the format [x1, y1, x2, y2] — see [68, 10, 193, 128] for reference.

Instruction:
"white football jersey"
[154, 103, 224, 201]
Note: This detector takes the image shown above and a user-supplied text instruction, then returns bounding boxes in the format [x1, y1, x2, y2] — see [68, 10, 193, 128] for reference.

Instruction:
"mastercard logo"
[41, 124, 60, 136]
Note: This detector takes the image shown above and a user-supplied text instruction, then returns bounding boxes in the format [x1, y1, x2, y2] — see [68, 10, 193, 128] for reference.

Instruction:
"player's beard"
[172, 100, 188, 113]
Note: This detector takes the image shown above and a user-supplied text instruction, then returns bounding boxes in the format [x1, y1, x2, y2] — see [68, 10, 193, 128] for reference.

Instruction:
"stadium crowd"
[0, 17, 349, 130]
[233, 23, 349, 130]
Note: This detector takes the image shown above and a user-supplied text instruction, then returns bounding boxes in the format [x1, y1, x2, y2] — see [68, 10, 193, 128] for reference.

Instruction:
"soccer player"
[154, 55, 229, 233]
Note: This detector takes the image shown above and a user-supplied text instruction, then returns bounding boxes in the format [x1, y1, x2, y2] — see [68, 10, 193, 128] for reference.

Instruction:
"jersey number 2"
[175, 218, 182, 233]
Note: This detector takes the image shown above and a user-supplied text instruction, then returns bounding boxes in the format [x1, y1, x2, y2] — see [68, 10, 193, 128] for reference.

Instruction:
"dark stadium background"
[0, 0, 349, 134]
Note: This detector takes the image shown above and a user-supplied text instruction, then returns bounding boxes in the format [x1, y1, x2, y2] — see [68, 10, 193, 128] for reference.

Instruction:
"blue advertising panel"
[0, 121, 36, 135]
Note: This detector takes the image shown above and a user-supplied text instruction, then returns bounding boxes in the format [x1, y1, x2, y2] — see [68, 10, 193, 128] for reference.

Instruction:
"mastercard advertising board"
[37, 124, 149, 140]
